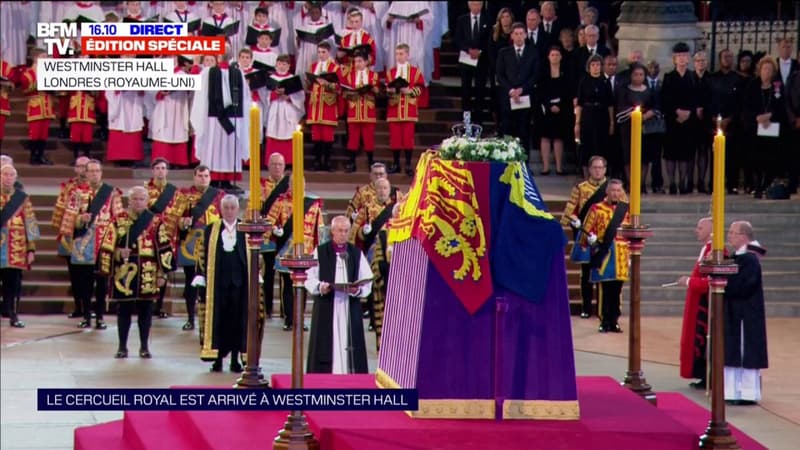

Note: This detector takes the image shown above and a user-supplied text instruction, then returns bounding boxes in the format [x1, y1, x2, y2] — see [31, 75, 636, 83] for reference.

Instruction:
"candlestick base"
[273, 252, 319, 450]
[698, 260, 740, 450]
[617, 223, 656, 405]
[235, 217, 272, 390]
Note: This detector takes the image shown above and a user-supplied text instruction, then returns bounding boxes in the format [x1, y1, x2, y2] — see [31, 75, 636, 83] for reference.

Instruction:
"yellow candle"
[249, 102, 261, 212]
[712, 130, 726, 251]
[630, 106, 642, 216]
[292, 125, 304, 247]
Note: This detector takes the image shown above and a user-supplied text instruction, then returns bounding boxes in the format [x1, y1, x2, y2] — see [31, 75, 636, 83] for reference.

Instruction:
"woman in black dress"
[488, 8, 514, 130]
[741, 57, 788, 198]
[537, 46, 573, 175]
[574, 54, 614, 178]
[661, 42, 698, 195]
[735, 50, 755, 193]
[616, 63, 656, 192]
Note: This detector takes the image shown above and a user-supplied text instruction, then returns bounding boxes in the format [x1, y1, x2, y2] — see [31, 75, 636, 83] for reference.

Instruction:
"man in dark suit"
[455, 1, 492, 124]
[575, 24, 610, 80]
[496, 22, 540, 153]
[603, 54, 624, 179]
[646, 59, 666, 193]
[776, 37, 799, 87]
[540, 1, 562, 48]
[524, 8, 545, 57]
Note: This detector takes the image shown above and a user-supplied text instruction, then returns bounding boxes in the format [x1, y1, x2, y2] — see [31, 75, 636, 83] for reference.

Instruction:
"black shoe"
[669, 184, 677, 195]
[344, 163, 356, 173]
[10, 319, 25, 328]
[78, 320, 91, 329]
[139, 349, 152, 358]
[283, 324, 292, 331]
[368, 324, 375, 332]
[69, 311, 83, 318]
[39, 155, 54, 166]
[387, 164, 401, 174]
[114, 349, 128, 359]
[540, 170, 551, 176]
[597, 325, 609, 333]
[405, 168, 414, 177]
[311, 161, 321, 171]
[95, 320, 107, 330]
[230, 361, 243, 373]
[728, 188, 739, 195]
[556, 171, 567, 176]
[689, 379, 707, 389]
[210, 360, 222, 372]
[580, 312, 590, 319]
[182, 321, 195, 331]
[158, 312, 168, 319]
[753, 191, 763, 199]
[697, 186, 707, 194]
[610, 324, 623, 333]
[303, 325, 309, 331]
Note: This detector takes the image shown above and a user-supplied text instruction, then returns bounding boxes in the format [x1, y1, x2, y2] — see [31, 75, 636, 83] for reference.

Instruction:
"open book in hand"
[334, 276, 373, 291]
[296, 23, 335, 44]
[265, 74, 304, 95]
[340, 43, 373, 57]
[164, 16, 201, 33]
[388, 8, 430, 21]
[246, 26, 281, 47]
[306, 71, 340, 84]
[200, 19, 240, 37]
[386, 77, 410, 90]
[342, 84, 377, 96]
[245, 70, 271, 90]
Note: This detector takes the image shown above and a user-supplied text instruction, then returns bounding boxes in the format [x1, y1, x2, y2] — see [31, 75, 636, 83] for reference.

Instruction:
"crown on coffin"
[451, 111, 483, 140]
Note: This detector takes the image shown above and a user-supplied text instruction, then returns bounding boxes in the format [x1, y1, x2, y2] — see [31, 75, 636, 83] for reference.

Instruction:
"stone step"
[641, 242, 800, 258]
[627, 300, 800, 317]
[638, 212, 800, 227]
[640, 255, 800, 273]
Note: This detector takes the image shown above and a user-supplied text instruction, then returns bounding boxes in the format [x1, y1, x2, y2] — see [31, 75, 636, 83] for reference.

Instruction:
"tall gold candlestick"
[249, 102, 261, 213]
[630, 106, 642, 216]
[292, 126, 304, 249]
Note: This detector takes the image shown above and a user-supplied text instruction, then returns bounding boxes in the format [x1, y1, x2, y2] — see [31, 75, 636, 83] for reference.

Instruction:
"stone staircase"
[4, 38, 798, 318]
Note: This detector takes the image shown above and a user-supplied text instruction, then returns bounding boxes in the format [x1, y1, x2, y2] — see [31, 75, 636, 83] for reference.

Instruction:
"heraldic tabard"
[376, 151, 579, 420]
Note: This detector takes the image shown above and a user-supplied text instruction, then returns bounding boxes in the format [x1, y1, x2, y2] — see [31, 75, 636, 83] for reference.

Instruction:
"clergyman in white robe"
[305, 246, 372, 374]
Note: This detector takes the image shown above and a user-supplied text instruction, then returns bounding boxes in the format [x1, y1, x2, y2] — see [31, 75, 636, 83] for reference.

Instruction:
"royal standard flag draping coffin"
[377, 152, 578, 420]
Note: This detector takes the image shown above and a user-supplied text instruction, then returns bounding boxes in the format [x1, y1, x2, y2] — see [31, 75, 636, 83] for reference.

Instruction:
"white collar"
[515, 44, 525, 52]
[223, 219, 237, 230]
[735, 243, 749, 255]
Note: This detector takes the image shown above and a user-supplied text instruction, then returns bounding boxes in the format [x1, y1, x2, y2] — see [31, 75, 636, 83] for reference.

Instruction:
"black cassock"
[723, 250, 768, 369]
[307, 242, 369, 374]
[200, 221, 248, 360]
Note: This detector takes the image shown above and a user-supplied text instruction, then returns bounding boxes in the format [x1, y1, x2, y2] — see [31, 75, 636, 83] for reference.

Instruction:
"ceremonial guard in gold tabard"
[52, 156, 91, 318]
[258, 153, 288, 318]
[1, 165, 40, 328]
[349, 178, 396, 331]
[145, 158, 184, 319]
[580, 179, 631, 333]
[561, 155, 610, 318]
[98, 186, 175, 358]
[177, 165, 224, 331]
[345, 162, 394, 222]
[59, 160, 124, 329]
[265, 175, 324, 331]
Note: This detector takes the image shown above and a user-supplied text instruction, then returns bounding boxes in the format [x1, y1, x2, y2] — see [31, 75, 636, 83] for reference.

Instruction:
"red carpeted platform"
[73, 375, 767, 450]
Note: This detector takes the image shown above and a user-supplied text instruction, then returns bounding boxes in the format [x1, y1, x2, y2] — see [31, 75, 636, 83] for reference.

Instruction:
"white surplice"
[360, 2, 389, 72]
[1, 2, 34, 66]
[150, 90, 190, 143]
[265, 73, 305, 140]
[304, 248, 373, 374]
[190, 66, 252, 174]
[293, 16, 335, 76]
[106, 91, 144, 133]
[382, 2, 434, 86]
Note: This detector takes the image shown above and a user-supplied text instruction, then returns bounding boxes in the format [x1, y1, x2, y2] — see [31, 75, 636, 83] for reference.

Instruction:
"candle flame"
[717, 129, 723, 136]
[251, 102, 259, 108]
[634, 105, 641, 112]
[296, 124, 302, 132]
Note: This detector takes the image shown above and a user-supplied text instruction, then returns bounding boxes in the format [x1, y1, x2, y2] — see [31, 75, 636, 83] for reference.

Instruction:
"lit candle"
[630, 106, 642, 217]
[712, 129, 726, 251]
[292, 125, 304, 248]
[249, 102, 261, 213]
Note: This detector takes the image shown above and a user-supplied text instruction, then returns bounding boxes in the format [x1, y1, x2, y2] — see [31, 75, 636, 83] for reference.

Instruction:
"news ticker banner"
[36, 22, 225, 91]
[38, 389, 418, 411]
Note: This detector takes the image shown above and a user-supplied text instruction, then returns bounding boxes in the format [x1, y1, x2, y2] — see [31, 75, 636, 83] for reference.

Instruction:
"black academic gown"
[202, 221, 248, 358]
[307, 242, 369, 374]
[723, 250, 768, 369]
